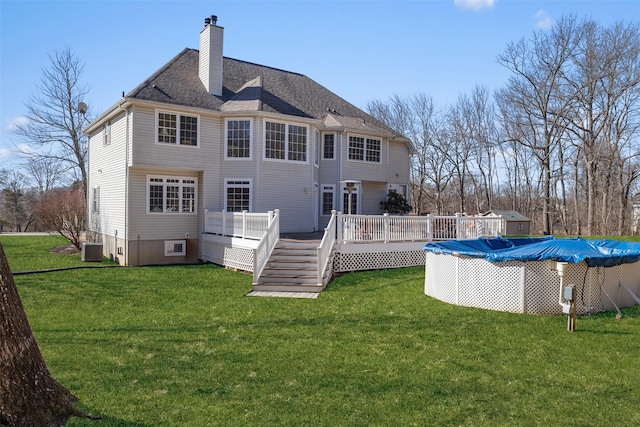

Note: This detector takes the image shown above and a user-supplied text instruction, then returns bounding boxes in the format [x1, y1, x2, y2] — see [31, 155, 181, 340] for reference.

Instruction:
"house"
[84, 16, 412, 266]
[482, 210, 531, 235]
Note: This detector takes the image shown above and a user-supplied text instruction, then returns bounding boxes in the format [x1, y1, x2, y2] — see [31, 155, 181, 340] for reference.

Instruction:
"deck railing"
[252, 209, 280, 284]
[317, 210, 338, 285]
[338, 213, 503, 243]
[206, 210, 503, 244]
[204, 210, 272, 239]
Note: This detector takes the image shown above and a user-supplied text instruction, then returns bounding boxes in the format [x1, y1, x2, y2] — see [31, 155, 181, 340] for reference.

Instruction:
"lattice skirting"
[201, 239, 254, 272]
[425, 253, 640, 315]
[335, 249, 426, 272]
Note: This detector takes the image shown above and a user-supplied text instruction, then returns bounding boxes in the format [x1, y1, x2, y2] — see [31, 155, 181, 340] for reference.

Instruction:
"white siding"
[362, 181, 388, 215]
[255, 160, 314, 232]
[87, 111, 128, 239]
[130, 107, 221, 172]
[342, 134, 389, 182]
[127, 168, 202, 240]
[387, 141, 411, 183]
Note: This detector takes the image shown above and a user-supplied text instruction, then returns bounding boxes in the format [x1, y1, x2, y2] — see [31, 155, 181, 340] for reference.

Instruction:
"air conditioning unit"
[82, 242, 103, 262]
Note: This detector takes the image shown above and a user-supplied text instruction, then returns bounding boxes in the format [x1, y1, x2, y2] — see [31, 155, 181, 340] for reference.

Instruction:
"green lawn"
[2, 235, 640, 426]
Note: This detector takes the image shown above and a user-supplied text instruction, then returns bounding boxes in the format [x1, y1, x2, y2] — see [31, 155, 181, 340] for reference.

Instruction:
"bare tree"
[33, 186, 86, 249]
[563, 19, 640, 234]
[448, 86, 498, 214]
[12, 48, 91, 193]
[1, 170, 33, 232]
[1, 243, 89, 425]
[367, 93, 452, 214]
[496, 15, 580, 234]
[25, 157, 68, 195]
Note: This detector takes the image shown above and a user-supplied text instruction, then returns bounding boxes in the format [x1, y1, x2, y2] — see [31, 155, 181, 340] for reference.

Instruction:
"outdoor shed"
[482, 210, 530, 235]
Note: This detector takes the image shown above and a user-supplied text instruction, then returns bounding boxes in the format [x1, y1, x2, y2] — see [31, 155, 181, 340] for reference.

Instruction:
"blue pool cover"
[423, 237, 640, 268]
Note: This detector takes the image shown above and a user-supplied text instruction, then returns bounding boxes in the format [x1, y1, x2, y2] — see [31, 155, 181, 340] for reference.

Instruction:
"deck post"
[221, 210, 227, 236]
[242, 210, 248, 239]
[383, 213, 390, 243]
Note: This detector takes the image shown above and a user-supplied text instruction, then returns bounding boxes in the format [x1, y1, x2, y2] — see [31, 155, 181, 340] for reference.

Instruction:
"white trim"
[146, 175, 198, 215]
[341, 182, 360, 215]
[321, 184, 335, 216]
[155, 109, 200, 148]
[314, 130, 320, 167]
[103, 121, 111, 146]
[224, 117, 253, 160]
[263, 119, 309, 164]
[322, 132, 336, 160]
[224, 178, 253, 212]
[164, 240, 186, 256]
[347, 133, 382, 164]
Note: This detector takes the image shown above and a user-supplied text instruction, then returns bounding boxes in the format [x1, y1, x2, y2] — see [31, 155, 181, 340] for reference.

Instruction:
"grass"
[0, 235, 117, 271]
[2, 235, 640, 426]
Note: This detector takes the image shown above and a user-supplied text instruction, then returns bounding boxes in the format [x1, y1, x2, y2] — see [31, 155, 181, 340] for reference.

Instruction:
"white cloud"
[6, 116, 29, 132]
[0, 148, 10, 159]
[533, 10, 553, 29]
[454, 0, 496, 11]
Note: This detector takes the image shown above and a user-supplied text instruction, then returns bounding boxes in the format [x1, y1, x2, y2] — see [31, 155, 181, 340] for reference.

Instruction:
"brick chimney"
[199, 15, 223, 96]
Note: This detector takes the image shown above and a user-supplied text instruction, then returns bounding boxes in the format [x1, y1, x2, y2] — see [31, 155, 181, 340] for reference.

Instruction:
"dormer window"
[157, 111, 199, 146]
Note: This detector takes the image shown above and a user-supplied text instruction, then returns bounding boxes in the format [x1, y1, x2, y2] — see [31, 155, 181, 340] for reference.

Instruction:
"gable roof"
[124, 48, 407, 140]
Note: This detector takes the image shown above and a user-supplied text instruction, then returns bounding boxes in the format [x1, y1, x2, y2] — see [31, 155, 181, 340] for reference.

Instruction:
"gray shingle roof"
[126, 48, 404, 138]
[483, 210, 530, 221]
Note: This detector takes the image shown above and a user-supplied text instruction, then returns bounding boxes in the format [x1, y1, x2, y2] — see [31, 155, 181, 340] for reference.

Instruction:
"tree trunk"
[0, 243, 87, 426]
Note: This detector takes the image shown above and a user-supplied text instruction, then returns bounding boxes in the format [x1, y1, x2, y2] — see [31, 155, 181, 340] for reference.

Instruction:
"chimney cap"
[204, 15, 218, 26]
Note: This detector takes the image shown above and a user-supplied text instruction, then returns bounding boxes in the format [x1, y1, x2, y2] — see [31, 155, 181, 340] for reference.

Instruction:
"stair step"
[258, 276, 318, 285]
[269, 252, 318, 262]
[271, 249, 317, 256]
[251, 283, 326, 293]
[254, 237, 333, 293]
[277, 240, 319, 250]
[259, 270, 317, 279]
[267, 262, 317, 270]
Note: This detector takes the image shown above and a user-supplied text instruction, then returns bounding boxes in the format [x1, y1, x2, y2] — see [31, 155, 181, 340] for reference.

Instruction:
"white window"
[147, 176, 197, 214]
[314, 131, 320, 166]
[348, 135, 381, 163]
[264, 121, 307, 162]
[388, 184, 408, 199]
[157, 111, 199, 146]
[165, 240, 186, 256]
[224, 179, 252, 212]
[342, 183, 360, 215]
[323, 133, 335, 160]
[226, 119, 252, 159]
[321, 184, 335, 216]
[103, 121, 111, 146]
[92, 186, 100, 214]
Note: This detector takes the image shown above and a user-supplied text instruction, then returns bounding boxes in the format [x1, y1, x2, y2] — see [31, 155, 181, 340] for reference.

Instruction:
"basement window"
[164, 240, 186, 256]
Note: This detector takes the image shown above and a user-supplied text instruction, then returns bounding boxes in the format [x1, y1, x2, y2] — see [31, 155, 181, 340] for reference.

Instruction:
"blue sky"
[1, 0, 639, 167]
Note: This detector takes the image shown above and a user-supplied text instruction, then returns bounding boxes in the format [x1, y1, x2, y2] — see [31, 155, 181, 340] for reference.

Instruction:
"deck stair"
[252, 239, 330, 293]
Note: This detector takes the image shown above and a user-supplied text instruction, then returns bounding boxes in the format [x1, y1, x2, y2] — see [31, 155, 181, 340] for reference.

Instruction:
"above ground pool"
[423, 237, 640, 315]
